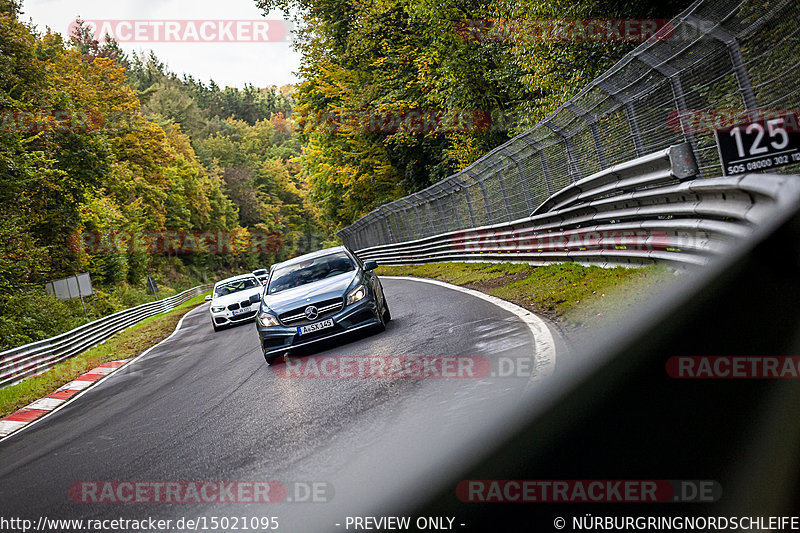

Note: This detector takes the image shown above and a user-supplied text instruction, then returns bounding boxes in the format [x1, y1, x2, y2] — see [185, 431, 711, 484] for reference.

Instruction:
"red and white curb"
[0, 303, 208, 442]
[0, 360, 130, 438]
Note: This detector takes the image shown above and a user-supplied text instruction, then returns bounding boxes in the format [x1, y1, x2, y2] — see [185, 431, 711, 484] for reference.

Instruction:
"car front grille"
[230, 310, 257, 321]
[227, 300, 255, 311]
[279, 298, 344, 326]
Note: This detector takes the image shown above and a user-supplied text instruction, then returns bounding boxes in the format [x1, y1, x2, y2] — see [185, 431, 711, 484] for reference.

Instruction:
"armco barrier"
[338, 0, 800, 253]
[0, 284, 212, 389]
[353, 144, 800, 268]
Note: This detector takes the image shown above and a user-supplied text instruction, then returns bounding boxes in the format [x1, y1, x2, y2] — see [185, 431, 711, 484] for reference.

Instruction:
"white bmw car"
[206, 274, 264, 332]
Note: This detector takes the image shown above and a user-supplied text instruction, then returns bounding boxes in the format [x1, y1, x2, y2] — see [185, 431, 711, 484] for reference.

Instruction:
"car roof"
[271, 246, 351, 270]
[213, 273, 259, 287]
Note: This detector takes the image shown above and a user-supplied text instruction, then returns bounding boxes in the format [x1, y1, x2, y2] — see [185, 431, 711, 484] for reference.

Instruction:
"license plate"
[298, 318, 334, 335]
[232, 306, 249, 316]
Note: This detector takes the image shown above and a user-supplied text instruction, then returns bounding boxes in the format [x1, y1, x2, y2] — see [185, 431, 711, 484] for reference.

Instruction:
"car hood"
[211, 287, 263, 307]
[263, 271, 359, 313]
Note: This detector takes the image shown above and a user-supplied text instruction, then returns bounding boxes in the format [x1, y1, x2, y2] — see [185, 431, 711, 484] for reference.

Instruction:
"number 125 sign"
[715, 114, 800, 176]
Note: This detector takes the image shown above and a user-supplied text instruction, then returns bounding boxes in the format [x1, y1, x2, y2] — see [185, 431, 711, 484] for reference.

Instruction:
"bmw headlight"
[346, 284, 367, 306]
[258, 312, 280, 327]
[211, 306, 225, 313]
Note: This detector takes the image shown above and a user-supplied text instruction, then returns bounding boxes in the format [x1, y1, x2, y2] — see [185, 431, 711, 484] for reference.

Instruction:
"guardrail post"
[596, 79, 644, 158]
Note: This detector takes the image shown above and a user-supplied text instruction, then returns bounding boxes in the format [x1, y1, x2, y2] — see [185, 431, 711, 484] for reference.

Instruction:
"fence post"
[523, 138, 554, 198]
[501, 147, 534, 213]
[454, 178, 477, 227]
[423, 201, 436, 235]
[466, 170, 493, 223]
[596, 79, 644, 158]
[399, 204, 413, 241]
[410, 197, 425, 238]
[683, 15, 757, 111]
[566, 102, 608, 169]
[543, 120, 583, 184]
[446, 182, 462, 228]
[635, 50, 702, 177]
[491, 160, 514, 221]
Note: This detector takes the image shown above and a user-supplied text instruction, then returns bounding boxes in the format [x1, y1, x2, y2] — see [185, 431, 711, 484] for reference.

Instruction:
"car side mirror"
[363, 260, 378, 271]
[204, 295, 212, 301]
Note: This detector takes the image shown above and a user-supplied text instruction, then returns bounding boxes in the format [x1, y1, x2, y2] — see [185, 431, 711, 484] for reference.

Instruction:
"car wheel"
[382, 299, 391, 322]
[375, 302, 387, 332]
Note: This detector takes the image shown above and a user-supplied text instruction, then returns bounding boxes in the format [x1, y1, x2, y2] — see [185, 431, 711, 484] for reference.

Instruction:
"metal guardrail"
[353, 144, 800, 268]
[0, 284, 212, 389]
[338, 0, 800, 252]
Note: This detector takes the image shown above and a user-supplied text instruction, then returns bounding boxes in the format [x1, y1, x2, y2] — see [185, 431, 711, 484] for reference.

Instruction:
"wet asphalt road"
[0, 278, 544, 532]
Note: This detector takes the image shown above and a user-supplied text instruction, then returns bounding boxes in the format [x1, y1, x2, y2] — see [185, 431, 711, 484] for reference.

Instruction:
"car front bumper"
[210, 306, 259, 326]
[256, 297, 381, 356]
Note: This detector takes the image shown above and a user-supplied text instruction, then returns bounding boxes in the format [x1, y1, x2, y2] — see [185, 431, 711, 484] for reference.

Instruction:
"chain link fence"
[338, 0, 800, 250]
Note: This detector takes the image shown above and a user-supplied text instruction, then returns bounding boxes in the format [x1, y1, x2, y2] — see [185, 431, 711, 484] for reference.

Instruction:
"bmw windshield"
[213, 277, 260, 298]
[267, 252, 355, 295]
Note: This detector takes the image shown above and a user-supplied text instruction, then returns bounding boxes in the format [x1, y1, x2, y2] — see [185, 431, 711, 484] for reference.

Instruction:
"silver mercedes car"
[255, 247, 390, 364]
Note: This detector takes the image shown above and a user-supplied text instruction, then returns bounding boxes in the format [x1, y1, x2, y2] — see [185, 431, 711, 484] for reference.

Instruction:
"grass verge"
[0, 292, 209, 418]
[376, 262, 673, 327]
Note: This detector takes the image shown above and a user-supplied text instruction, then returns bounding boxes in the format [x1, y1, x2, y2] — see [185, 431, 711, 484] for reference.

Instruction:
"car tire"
[264, 351, 281, 365]
[375, 302, 387, 332]
[382, 299, 391, 322]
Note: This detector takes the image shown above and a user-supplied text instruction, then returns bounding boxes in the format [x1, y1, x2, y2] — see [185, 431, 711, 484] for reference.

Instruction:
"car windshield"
[268, 252, 355, 294]
[214, 277, 259, 298]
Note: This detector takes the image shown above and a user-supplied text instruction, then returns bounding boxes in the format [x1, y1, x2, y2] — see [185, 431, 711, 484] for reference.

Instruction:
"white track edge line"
[384, 276, 557, 385]
[0, 303, 209, 444]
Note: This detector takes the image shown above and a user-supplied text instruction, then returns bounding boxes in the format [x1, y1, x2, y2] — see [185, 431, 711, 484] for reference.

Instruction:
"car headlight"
[258, 312, 280, 327]
[211, 306, 225, 313]
[346, 284, 367, 306]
